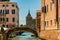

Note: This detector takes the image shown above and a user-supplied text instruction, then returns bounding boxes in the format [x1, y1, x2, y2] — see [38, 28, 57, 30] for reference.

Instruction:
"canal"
[8, 32, 41, 40]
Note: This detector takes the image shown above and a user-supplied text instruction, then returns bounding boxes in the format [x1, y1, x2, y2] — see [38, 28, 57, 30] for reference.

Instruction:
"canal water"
[8, 32, 41, 40]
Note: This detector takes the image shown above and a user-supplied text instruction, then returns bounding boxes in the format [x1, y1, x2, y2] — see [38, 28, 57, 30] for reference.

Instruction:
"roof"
[27, 10, 31, 17]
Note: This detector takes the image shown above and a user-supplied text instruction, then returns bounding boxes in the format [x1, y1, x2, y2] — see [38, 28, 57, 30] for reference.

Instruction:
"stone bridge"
[0, 27, 38, 40]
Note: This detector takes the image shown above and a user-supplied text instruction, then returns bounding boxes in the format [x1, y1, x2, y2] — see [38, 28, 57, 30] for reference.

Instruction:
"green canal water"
[9, 37, 37, 40]
[8, 32, 41, 40]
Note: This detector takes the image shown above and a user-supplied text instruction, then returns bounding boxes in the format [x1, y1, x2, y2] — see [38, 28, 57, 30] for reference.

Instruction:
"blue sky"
[10, 0, 41, 25]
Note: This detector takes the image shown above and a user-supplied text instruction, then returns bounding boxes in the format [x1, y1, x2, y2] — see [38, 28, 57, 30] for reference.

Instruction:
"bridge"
[0, 27, 38, 40]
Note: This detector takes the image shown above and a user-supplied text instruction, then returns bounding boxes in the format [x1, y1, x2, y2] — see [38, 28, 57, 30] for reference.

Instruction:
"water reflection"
[8, 32, 38, 40]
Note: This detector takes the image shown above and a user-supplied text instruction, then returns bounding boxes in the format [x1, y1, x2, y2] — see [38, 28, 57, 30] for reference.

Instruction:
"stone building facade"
[0, 0, 19, 28]
[36, 0, 60, 40]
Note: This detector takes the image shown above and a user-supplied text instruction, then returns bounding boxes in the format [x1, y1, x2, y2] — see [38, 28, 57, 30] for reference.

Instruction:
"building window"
[12, 4, 15, 7]
[3, 18, 5, 22]
[12, 18, 15, 22]
[0, 10, 2, 14]
[3, 10, 5, 14]
[6, 5, 8, 7]
[42, 6, 46, 13]
[50, 20, 52, 25]
[44, 6, 46, 13]
[6, 25, 8, 27]
[2, 5, 5, 7]
[16, 6, 17, 8]
[6, 18, 8, 22]
[5, 10, 9, 14]
[0, 18, 2, 22]
[2, 25, 5, 27]
[3, 10, 4, 14]
[12, 9, 15, 14]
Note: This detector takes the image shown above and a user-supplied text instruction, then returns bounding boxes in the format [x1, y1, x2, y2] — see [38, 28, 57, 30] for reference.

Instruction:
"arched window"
[50, 20, 52, 25]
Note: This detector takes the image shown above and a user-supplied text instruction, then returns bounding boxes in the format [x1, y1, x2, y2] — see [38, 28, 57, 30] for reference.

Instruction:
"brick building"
[26, 10, 32, 28]
[32, 18, 36, 29]
[26, 10, 36, 30]
[0, 0, 19, 28]
[36, 10, 41, 35]
[36, 0, 60, 40]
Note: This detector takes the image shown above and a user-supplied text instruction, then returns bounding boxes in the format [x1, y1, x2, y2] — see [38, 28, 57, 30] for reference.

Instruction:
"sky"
[10, 0, 41, 25]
